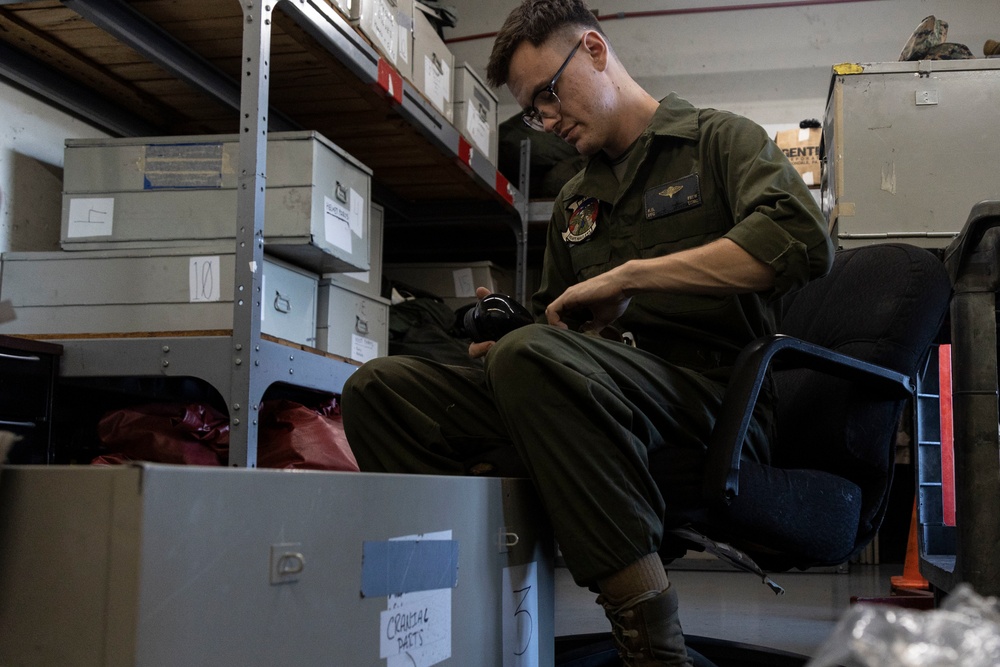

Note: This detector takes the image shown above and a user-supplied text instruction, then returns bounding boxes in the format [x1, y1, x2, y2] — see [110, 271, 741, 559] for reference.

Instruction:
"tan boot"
[597, 587, 694, 666]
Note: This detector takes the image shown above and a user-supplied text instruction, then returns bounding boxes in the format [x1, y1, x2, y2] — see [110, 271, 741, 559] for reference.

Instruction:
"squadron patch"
[644, 174, 702, 220]
[562, 196, 599, 244]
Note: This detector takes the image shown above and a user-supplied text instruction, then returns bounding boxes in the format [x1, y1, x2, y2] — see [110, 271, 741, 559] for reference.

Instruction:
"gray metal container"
[321, 200, 384, 299]
[317, 278, 390, 362]
[61, 131, 372, 273]
[824, 60, 1000, 248]
[0, 464, 554, 667]
[0, 246, 318, 347]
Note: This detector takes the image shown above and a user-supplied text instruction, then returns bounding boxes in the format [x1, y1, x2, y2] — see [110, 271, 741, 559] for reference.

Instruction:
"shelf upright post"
[230, 0, 279, 467]
[515, 138, 531, 305]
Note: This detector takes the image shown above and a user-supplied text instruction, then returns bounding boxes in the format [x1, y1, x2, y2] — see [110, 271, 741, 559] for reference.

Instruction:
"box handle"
[273, 291, 292, 314]
[335, 181, 349, 204]
[355, 315, 369, 335]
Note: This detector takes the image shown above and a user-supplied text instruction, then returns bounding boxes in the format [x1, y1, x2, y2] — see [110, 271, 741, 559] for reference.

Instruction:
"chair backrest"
[770, 243, 951, 557]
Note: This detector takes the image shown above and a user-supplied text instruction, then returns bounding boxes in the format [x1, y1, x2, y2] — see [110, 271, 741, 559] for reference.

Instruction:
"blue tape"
[361, 539, 459, 598]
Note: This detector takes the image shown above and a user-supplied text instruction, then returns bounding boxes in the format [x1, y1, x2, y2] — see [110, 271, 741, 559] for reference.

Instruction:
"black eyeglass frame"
[521, 37, 584, 131]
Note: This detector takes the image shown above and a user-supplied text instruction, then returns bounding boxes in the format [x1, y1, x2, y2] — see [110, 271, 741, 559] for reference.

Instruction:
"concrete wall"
[0, 81, 109, 253]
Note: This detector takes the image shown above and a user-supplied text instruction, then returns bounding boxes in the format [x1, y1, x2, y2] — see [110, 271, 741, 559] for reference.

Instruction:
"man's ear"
[581, 30, 609, 71]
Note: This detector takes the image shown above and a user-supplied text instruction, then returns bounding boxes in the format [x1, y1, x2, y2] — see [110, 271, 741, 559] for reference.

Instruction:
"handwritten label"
[384, 530, 453, 667]
[67, 197, 114, 238]
[452, 268, 476, 298]
[502, 562, 540, 667]
[189, 256, 221, 302]
[351, 334, 378, 363]
[324, 195, 352, 254]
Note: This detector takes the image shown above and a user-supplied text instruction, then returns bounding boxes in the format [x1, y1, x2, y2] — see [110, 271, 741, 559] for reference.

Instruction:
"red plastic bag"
[257, 397, 359, 472]
[93, 402, 229, 466]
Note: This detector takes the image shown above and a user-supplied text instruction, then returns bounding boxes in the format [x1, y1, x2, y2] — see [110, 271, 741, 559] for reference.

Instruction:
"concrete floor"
[554, 561, 899, 659]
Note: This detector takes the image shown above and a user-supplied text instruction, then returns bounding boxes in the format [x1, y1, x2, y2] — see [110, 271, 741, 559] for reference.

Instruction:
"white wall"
[442, 0, 998, 127]
[0, 80, 109, 253]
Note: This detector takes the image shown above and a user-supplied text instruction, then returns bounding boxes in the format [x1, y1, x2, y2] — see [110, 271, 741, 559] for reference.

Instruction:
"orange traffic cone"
[890, 499, 930, 592]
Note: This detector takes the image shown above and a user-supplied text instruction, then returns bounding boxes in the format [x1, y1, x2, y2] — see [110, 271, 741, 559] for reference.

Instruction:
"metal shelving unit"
[0, 0, 529, 466]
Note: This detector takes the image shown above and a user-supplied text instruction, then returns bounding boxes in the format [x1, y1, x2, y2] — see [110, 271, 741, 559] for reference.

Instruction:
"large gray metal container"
[317, 278, 390, 362]
[0, 246, 318, 347]
[321, 200, 384, 299]
[0, 464, 554, 667]
[823, 60, 1000, 248]
[61, 131, 372, 273]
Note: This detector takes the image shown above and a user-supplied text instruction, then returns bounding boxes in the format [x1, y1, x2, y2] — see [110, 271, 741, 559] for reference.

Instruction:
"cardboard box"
[61, 131, 373, 274]
[383, 260, 513, 311]
[352, 0, 413, 77]
[454, 63, 498, 165]
[411, 2, 454, 122]
[775, 126, 821, 187]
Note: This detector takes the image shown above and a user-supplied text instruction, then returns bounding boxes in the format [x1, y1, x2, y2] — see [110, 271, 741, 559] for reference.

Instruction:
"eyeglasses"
[521, 37, 583, 131]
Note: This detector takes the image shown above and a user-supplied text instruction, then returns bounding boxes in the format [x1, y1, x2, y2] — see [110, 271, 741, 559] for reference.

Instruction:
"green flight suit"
[342, 94, 833, 586]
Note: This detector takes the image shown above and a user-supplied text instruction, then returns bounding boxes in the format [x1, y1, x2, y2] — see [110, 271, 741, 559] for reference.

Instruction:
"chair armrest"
[703, 334, 914, 506]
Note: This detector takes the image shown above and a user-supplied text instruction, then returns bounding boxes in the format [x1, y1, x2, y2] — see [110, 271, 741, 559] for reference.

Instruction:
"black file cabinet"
[0, 335, 62, 463]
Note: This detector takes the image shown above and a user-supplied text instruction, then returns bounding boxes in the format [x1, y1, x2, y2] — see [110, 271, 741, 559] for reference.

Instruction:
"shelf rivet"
[161, 360, 169, 367]
[235, 358, 243, 365]
[289, 355, 294, 361]
[233, 404, 241, 411]
[233, 418, 241, 426]
[235, 344, 243, 351]
[161, 346, 170, 353]
[289, 369, 294, 375]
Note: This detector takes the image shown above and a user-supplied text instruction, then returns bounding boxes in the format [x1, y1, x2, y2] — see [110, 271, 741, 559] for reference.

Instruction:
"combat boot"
[597, 586, 694, 666]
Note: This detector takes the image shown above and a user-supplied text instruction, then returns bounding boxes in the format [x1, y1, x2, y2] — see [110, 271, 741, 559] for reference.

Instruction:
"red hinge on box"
[494, 170, 514, 206]
[376, 58, 403, 104]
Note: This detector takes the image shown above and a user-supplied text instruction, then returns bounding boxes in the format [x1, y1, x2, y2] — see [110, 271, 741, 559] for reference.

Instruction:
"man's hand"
[545, 268, 631, 332]
[468, 286, 496, 359]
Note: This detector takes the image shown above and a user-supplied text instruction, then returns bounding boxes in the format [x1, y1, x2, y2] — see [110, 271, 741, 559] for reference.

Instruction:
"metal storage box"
[0, 464, 555, 667]
[454, 63, 499, 165]
[411, 1, 454, 123]
[384, 260, 514, 311]
[317, 279, 390, 362]
[824, 60, 1000, 248]
[322, 200, 384, 299]
[351, 0, 414, 79]
[0, 246, 318, 347]
[61, 131, 372, 273]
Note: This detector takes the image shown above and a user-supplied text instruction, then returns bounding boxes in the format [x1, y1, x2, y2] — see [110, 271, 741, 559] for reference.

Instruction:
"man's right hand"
[468, 286, 496, 359]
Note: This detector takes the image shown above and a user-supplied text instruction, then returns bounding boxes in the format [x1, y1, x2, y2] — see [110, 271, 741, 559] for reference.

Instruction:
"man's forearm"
[618, 238, 775, 296]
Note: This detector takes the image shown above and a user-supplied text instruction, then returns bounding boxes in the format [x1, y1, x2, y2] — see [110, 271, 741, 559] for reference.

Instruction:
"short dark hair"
[486, 0, 604, 88]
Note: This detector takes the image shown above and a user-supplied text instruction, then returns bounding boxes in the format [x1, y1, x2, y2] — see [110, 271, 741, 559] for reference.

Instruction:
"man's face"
[507, 33, 611, 157]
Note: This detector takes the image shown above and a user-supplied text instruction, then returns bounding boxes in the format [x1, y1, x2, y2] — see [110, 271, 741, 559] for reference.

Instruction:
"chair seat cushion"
[708, 462, 863, 569]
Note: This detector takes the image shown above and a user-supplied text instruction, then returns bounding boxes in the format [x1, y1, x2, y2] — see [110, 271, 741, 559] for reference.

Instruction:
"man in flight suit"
[342, 1, 833, 664]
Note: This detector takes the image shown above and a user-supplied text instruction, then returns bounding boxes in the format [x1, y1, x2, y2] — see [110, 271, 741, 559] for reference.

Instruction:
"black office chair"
[659, 242, 952, 578]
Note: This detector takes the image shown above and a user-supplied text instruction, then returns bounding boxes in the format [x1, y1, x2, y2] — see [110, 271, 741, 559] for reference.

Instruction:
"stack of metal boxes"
[0, 130, 390, 364]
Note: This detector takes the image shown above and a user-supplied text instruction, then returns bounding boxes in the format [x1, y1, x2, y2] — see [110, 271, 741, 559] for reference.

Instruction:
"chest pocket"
[568, 240, 611, 282]
[639, 201, 729, 258]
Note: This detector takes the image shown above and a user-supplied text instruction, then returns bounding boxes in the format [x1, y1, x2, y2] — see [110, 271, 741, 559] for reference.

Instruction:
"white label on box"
[502, 562, 540, 667]
[425, 55, 450, 112]
[371, 0, 398, 60]
[397, 17, 411, 66]
[383, 530, 453, 667]
[351, 334, 379, 362]
[67, 197, 114, 238]
[452, 268, 476, 298]
[324, 195, 353, 254]
[189, 256, 221, 302]
[467, 103, 492, 157]
[798, 127, 811, 142]
[349, 188, 365, 238]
